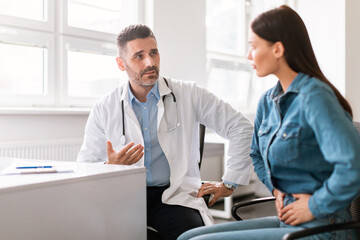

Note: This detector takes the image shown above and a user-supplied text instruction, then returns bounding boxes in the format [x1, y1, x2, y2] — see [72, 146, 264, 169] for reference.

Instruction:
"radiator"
[0, 138, 83, 162]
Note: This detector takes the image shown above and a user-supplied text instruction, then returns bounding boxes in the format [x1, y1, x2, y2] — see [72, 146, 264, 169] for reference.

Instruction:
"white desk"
[0, 158, 146, 240]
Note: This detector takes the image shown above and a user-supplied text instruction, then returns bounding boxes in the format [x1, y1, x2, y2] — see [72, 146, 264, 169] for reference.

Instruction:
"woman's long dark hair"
[251, 5, 352, 118]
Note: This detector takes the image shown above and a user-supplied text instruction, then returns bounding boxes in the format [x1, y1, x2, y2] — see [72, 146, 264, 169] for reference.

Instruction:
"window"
[0, 0, 47, 21]
[0, 42, 48, 96]
[205, 0, 295, 111]
[67, 51, 119, 98]
[60, 36, 128, 106]
[67, 0, 137, 35]
[0, 0, 140, 107]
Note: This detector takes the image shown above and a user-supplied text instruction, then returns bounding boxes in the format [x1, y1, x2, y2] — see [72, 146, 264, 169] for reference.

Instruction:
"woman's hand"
[280, 193, 315, 225]
[273, 189, 286, 218]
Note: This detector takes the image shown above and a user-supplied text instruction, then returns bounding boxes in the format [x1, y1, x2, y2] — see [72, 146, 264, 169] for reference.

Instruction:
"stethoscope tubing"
[120, 78, 178, 143]
[121, 100, 125, 137]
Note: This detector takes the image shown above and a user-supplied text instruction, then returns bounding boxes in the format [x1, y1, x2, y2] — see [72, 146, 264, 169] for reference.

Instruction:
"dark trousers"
[147, 186, 204, 240]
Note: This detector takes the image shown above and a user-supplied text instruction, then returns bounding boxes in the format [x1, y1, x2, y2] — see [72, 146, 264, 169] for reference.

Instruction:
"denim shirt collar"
[128, 80, 160, 106]
[270, 72, 305, 99]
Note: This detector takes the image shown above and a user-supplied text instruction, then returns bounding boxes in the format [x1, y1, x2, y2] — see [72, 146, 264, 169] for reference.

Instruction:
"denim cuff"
[309, 196, 324, 218]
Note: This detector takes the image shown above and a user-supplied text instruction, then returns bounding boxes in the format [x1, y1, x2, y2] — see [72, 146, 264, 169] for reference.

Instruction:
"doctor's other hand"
[106, 141, 144, 165]
[273, 189, 286, 218]
[197, 181, 234, 207]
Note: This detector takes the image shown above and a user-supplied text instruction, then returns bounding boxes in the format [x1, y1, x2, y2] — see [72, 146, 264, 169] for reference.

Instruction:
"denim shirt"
[250, 72, 360, 218]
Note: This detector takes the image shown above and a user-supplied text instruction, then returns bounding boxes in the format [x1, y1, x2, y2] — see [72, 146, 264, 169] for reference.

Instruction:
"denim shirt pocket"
[258, 124, 271, 153]
[272, 124, 301, 163]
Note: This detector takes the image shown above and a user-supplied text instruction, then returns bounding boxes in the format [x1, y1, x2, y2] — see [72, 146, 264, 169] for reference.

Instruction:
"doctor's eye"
[134, 54, 143, 59]
[150, 51, 159, 57]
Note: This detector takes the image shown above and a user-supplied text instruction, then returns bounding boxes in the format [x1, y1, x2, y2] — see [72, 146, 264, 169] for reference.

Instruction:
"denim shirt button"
[282, 133, 287, 138]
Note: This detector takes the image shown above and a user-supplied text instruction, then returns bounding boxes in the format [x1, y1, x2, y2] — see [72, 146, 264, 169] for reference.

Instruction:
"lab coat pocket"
[272, 124, 301, 163]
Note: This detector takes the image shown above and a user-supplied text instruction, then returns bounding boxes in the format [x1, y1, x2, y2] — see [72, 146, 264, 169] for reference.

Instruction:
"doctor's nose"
[143, 55, 155, 67]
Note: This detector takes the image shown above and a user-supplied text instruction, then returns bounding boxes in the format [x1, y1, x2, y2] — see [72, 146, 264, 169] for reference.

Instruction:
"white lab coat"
[77, 76, 253, 225]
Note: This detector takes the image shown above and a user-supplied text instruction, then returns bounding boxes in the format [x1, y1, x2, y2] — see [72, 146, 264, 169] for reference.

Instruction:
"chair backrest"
[350, 197, 360, 222]
[354, 121, 360, 133]
[351, 121, 360, 223]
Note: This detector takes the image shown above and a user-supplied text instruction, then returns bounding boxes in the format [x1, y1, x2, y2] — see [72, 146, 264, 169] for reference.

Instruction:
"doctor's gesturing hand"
[197, 182, 234, 207]
[106, 141, 144, 165]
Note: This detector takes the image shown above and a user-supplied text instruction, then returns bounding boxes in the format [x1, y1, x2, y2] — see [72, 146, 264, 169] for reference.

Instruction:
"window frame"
[59, 35, 118, 107]
[0, 0, 55, 32]
[205, 0, 295, 111]
[0, 0, 142, 108]
[207, 50, 253, 109]
[205, 0, 252, 110]
[0, 26, 55, 106]
[59, 0, 119, 42]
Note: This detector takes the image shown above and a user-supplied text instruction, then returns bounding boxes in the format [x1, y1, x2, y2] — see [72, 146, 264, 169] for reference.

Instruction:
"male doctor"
[77, 24, 253, 240]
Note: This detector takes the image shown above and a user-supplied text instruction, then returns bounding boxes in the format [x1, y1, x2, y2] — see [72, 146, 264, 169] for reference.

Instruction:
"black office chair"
[147, 124, 207, 240]
[232, 121, 360, 239]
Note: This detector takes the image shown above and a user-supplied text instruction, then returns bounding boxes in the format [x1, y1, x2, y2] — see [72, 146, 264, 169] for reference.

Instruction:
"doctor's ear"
[116, 57, 126, 71]
[273, 41, 285, 59]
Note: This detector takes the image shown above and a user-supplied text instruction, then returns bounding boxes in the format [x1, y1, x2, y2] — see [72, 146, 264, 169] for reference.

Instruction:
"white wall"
[0, 114, 87, 142]
[296, 0, 360, 121]
[152, 0, 206, 83]
[345, 0, 360, 121]
[296, 0, 345, 94]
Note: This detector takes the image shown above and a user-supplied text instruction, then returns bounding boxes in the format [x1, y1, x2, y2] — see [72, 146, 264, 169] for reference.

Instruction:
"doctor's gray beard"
[125, 64, 159, 87]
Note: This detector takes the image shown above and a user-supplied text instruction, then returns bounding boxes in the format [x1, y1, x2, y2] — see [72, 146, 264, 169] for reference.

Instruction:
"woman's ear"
[116, 57, 126, 71]
[273, 41, 285, 59]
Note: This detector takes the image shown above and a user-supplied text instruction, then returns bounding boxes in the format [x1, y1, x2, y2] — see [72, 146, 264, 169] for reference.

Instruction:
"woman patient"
[178, 5, 360, 240]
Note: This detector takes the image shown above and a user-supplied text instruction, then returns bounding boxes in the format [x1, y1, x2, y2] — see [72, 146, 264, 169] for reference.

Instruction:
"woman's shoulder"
[298, 74, 334, 97]
[298, 74, 343, 114]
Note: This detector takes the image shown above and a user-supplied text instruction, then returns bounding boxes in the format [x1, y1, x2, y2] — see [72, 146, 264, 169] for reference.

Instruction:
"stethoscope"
[119, 78, 180, 145]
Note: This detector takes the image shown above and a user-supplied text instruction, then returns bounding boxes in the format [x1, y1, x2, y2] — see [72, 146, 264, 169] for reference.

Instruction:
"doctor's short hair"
[116, 24, 157, 57]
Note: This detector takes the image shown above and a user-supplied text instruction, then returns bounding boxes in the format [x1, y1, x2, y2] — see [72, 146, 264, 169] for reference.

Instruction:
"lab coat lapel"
[120, 82, 141, 129]
[118, 83, 144, 166]
[157, 77, 171, 130]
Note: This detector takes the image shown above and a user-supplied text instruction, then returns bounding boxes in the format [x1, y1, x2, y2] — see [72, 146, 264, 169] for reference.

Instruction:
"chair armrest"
[231, 196, 276, 220]
[200, 181, 214, 206]
[202, 194, 211, 206]
[282, 221, 360, 240]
